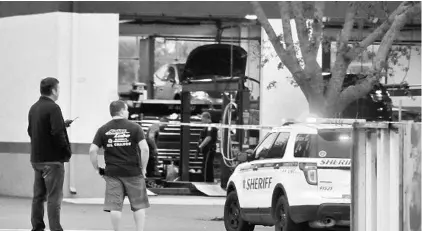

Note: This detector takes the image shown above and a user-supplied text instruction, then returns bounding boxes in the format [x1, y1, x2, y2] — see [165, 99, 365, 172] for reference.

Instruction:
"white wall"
[0, 13, 62, 142]
[61, 13, 120, 144]
[259, 20, 322, 128]
[0, 12, 119, 197]
[0, 12, 119, 144]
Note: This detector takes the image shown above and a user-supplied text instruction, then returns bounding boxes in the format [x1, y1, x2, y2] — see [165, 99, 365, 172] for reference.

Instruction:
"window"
[294, 134, 314, 158]
[119, 36, 141, 93]
[155, 65, 176, 82]
[267, 132, 290, 159]
[315, 129, 352, 158]
[255, 133, 278, 159]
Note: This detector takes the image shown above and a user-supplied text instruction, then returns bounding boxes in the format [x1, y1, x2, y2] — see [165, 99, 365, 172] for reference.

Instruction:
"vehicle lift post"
[180, 77, 249, 183]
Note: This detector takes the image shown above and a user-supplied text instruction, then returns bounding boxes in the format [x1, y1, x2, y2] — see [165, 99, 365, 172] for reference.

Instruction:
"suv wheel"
[274, 196, 306, 231]
[224, 191, 255, 231]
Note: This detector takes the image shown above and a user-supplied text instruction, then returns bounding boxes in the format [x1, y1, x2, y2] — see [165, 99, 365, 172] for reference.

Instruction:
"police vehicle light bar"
[283, 117, 366, 125]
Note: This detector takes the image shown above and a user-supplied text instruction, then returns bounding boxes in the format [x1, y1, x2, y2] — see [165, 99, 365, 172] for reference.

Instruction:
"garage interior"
[116, 14, 262, 193]
[111, 5, 421, 194]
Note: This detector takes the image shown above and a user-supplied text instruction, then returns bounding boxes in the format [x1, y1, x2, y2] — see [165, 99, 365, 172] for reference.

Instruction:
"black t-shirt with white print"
[92, 119, 146, 177]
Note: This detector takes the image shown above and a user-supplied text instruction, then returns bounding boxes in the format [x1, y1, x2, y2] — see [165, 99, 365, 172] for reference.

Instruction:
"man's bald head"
[201, 112, 212, 123]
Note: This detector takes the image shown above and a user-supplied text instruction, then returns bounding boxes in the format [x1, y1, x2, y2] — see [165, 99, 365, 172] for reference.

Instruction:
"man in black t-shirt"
[89, 100, 150, 231]
[198, 112, 218, 183]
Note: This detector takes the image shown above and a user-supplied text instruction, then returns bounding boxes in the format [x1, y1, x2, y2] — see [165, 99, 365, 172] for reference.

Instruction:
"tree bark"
[278, 2, 298, 61]
[291, 1, 325, 96]
[325, 2, 357, 106]
[251, 1, 303, 76]
[311, 2, 325, 59]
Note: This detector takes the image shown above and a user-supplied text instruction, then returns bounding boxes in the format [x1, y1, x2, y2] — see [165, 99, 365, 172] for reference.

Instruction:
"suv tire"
[274, 196, 307, 231]
[224, 191, 255, 231]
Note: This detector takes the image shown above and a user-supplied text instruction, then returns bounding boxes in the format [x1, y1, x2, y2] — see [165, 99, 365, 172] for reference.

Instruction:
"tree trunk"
[307, 95, 337, 118]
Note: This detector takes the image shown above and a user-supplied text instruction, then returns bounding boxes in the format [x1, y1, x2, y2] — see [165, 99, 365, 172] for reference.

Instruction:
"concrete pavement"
[0, 196, 273, 231]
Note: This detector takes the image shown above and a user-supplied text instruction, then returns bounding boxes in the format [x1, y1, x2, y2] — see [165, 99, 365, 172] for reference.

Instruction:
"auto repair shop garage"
[0, 2, 419, 198]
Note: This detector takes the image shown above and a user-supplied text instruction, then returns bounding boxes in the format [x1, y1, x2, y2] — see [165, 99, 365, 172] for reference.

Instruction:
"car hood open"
[181, 44, 247, 82]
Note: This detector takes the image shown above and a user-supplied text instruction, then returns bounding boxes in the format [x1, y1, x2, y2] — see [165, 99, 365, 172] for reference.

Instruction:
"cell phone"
[66, 117, 79, 127]
[99, 167, 105, 176]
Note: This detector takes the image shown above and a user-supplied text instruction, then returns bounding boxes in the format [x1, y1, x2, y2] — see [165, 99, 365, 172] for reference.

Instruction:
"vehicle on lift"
[224, 121, 352, 231]
[153, 63, 222, 104]
[153, 63, 184, 100]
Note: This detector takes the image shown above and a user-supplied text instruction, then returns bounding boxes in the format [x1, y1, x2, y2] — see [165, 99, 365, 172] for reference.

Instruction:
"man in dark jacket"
[198, 112, 218, 183]
[27, 77, 72, 231]
[145, 117, 169, 177]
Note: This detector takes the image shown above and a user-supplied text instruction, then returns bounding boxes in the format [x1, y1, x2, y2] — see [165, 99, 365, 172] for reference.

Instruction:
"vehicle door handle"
[274, 164, 280, 169]
[252, 165, 258, 171]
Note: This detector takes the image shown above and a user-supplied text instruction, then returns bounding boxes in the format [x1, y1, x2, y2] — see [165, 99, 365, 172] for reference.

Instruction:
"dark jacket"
[27, 96, 72, 163]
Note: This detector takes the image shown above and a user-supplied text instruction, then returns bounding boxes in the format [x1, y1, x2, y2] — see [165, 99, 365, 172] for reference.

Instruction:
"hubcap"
[279, 203, 287, 228]
[228, 201, 240, 229]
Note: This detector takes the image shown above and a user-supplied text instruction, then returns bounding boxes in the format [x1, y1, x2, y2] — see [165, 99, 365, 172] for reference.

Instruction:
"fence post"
[403, 122, 413, 231]
[377, 128, 390, 231]
[366, 129, 378, 231]
[403, 122, 422, 231]
[389, 126, 401, 231]
[351, 124, 366, 231]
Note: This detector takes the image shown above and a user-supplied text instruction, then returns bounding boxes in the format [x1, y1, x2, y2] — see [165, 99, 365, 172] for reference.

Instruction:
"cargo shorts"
[103, 175, 150, 212]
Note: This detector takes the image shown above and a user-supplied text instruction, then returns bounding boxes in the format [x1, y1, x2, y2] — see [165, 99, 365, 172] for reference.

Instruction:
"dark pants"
[146, 155, 157, 177]
[146, 138, 159, 177]
[31, 163, 65, 231]
[202, 149, 215, 183]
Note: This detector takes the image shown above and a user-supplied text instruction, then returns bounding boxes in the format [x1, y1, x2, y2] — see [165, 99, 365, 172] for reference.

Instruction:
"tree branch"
[290, 2, 325, 95]
[336, 76, 379, 113]
[278, 2, 299, 61]
[325, 2, 358, 104]
[251, 1, 303, 75]
[337, 2, 358, 52]
[311, 2, 325, 58]
[346, 1, 420, 61]
[339, 5, 419, 108]
[291, 2, 311, 60]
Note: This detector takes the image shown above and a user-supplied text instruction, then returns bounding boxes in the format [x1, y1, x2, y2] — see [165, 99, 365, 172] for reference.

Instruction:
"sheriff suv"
[224, 122, 353, 231]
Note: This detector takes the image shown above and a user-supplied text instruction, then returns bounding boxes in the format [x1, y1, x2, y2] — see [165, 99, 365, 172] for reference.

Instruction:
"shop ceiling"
[1, 1, 420, 23]
[0, 1, 419, 41]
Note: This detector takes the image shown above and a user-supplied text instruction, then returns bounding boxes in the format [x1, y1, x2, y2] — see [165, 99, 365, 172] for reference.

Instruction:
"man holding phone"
[27, 77, 72, 231]
[89, 100, 150, 231]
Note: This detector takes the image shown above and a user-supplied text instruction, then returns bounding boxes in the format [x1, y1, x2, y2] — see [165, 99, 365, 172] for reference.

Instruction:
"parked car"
[323, 73, 393, 121]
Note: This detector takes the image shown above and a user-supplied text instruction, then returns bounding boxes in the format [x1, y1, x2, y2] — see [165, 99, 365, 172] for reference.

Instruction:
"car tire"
[274, 196, 307, 231]
[224, 191, 255, 231]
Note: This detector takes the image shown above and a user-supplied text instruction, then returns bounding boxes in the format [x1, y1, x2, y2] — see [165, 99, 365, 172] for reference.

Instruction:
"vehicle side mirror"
[237, 149, 254, 163]
[237, 153, 248, 162]
[245, 149, 255, 161]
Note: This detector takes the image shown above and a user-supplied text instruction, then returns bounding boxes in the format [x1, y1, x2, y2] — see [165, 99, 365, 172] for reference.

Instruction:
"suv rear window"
[316, 130, 352, 158]
[294, 129, 352, 158]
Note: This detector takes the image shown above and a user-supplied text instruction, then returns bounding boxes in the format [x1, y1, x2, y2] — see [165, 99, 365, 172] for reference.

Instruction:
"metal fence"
[352, 121, 422, 231]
